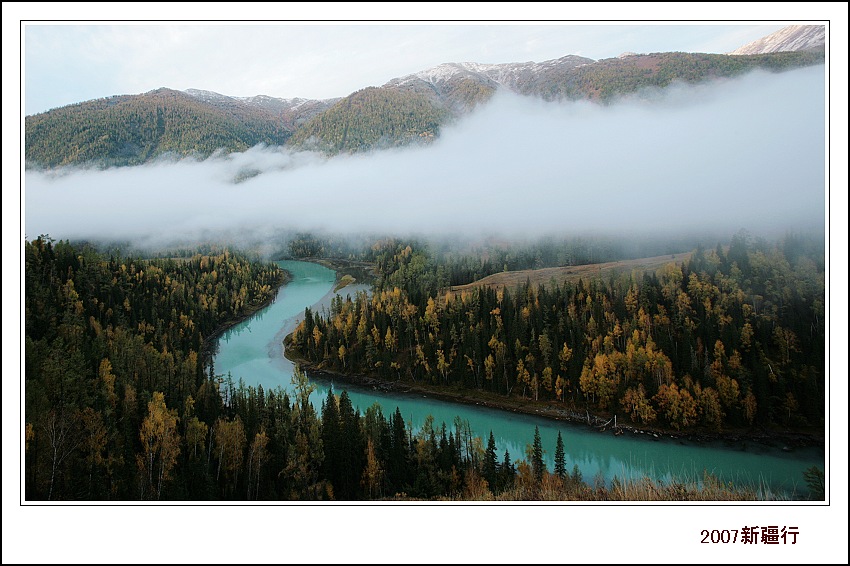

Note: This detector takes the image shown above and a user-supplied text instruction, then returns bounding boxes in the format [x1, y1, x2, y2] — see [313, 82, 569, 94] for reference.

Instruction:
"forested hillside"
[291, 231, 825, 433]
[24, 238, 284, 499]
[287, 87, 449, 153]
[519, 50, 825, 101]
[25, 88, 293, 168]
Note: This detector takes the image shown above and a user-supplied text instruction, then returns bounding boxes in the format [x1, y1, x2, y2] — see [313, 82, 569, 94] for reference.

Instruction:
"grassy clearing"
[450, 252, 693, 295]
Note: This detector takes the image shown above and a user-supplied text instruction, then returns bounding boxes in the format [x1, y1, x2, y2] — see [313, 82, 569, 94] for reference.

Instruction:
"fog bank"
[25, 65, 826, 247]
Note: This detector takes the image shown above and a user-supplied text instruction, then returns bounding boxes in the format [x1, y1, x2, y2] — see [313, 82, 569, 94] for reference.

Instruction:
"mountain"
[262, 48, 825, 155]
[729, 25, 825, 55]
[382, 55, 593, 112]
[284, 59, 594, 153]
[517, 49, 825, 101]
[184, 89, 339, 130]
[25, 88, 296, 168]
[287, 87, 448, 153]
[25, 28, 826, 169]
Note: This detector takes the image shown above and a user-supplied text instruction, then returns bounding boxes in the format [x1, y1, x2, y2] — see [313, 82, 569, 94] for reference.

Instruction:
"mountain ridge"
[25, 26, 826, 169]
[728, 24, 825, 55]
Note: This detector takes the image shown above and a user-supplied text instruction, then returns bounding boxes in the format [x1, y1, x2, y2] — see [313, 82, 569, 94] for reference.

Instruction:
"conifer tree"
[554, 431, 567, 480]
[321, 387, 340, 492]
[388, 407, 409, 492]
[531, 426, 545, 484]
[499, 448, 515, 492]
[483, 431, 498, 490]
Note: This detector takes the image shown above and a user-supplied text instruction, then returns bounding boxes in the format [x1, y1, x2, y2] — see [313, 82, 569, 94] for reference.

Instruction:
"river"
[213, 260, 824, 499]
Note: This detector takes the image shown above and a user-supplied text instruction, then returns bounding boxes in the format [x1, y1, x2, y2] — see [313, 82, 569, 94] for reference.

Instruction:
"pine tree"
[554, 431, 566, 479]
[388, 407, 409, 492]
[337, 390, 365, 500]
[320, 387, 340, 492]
[499, 448, 515, 492]
[483, 431, 498, 490]
[531, 426, 545, 484]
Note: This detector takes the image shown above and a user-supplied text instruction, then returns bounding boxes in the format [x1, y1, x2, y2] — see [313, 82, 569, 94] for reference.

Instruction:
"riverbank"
[284, 342, 824, 450]
[200, 268, 291, 370]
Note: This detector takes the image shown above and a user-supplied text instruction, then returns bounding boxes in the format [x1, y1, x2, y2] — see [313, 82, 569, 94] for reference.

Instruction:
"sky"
[4, 5, 850, 566]
[21, 22, 794, 115]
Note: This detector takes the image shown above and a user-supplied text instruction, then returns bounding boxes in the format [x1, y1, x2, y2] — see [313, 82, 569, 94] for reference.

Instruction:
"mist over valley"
[25, 65, 826, 251]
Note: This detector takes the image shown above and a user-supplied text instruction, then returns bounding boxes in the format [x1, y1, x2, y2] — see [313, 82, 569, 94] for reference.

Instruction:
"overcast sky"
[21, 22, 791, 115]
[18, 18, 807, 115]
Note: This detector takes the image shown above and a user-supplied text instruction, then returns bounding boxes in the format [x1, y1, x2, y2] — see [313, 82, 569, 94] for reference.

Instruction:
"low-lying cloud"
[25, 65, 826, 248]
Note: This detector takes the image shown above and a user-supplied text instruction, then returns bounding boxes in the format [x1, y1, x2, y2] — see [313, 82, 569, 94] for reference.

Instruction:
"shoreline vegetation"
[279, 255, 823, 501]
[283, 338, 823, 451]
[279, 278, 822, 501]
[280, 257, 823, 451]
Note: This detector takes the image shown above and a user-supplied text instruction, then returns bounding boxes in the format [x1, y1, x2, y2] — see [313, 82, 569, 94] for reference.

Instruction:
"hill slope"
[287, 87, 449, 153]
[449, 252, 694, 295]
[25, 88, 295, 168]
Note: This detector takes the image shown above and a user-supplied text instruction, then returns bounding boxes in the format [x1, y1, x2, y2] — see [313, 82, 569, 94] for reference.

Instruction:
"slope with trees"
[287, 86, 449, 154]
[290, 231, 825, 434]
[25, 88, 293, 168]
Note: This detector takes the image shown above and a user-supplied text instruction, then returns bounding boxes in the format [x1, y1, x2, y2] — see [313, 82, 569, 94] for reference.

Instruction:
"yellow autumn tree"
[621, 384, 656, 425]
[247, 430, 269, 500]
[361, 438, 384, 499]
[137, 392, 181, 500]
[214, 416, 246, 495]
[653, 383, 697, 430]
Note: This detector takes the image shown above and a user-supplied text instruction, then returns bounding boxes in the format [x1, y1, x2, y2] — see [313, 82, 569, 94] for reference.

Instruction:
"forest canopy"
[23, 229, 825, 501]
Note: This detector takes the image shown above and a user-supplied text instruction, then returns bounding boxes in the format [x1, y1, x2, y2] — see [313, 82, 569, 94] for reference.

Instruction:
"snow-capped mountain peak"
[729, 25, 825, 55]
[385, 55, 593, 92]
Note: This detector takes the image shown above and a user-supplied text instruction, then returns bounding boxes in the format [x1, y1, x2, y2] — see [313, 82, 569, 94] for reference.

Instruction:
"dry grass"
[449, 252, 693, 296]
[377, 469, 779, 502]
[492, 471, 766, 502]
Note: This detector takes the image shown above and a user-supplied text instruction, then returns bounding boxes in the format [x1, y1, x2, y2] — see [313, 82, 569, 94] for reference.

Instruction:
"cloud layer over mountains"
[25, 65, 826, 247]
